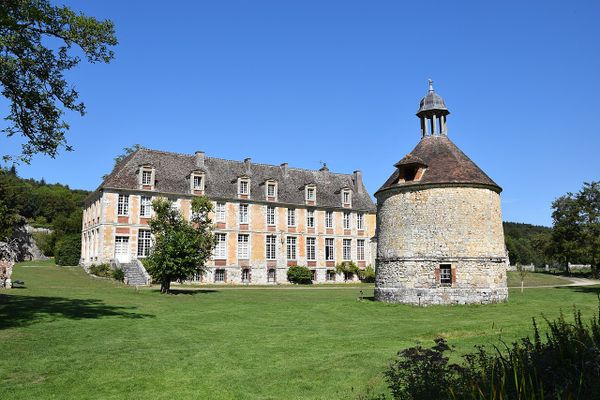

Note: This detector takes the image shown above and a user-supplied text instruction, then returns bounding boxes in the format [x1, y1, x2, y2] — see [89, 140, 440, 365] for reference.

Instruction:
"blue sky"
[2, 0, 599, 226]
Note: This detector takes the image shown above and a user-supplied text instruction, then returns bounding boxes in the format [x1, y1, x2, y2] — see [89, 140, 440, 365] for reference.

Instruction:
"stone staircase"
[117, 259, 151, 286]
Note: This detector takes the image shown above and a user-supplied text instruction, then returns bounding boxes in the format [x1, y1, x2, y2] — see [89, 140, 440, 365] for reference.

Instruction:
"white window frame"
[215, 202, 226, 222]
[239, 204, 249, 224]
[305, 185, 316, 202]
[117, 194, 129, 216]
[326, 270, 336, 281]
[287, 208, 296, 227]
[440, 264, 452, 286]
[237, 234, 250, 259]
[325, 238, 335, 261]
[343, 212, 351, 230]
[266, 206, 276, 226]
[286, 236, 297, 260]
[238, 178, 250, 196]
[306, 237, 316, 261]
[241, 268, 251, 283]
[325, 211, 333, 228]
[342, 189, 352, 206]
[214, 233, 227, 259]
[343, 239, 352, 261]
[267, 268, 276, 283]
[306, 209, 315, 228]
[266, 181, 277, 199]
[140, 195, 152, 218]
[266, 235, 277, 260]
[215, 269, 225, 282]
[357, 213, 364, 230]
[141, 168, 154, 187]
[357, 239, 365, 261]
[191, 173, 205, 191]
[137, 229, 152, 257]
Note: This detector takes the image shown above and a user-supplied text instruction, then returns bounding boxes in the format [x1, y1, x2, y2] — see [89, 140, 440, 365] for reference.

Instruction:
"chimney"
[195, 151, 205, 169]
[244, 157, 252, 174]
[280, 162, 288, 177]
[353, 170, 365, 194]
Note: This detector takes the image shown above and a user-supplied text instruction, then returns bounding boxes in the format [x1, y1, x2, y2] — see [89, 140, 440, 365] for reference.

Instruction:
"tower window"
[439, 264, 452, 286]
[403, 167, 417, 181]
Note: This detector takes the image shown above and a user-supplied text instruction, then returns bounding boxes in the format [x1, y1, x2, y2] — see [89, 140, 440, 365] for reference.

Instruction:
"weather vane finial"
[428, 78, 434, 92]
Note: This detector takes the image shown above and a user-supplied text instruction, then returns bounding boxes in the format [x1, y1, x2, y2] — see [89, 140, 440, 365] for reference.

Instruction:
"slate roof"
[416, 90, 449, 116]
[376, 136, 501, 195]
[97, 148, 376, 212]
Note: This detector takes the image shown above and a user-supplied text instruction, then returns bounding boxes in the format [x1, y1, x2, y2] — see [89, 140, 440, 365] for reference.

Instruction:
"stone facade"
[374, 83, 508, 305]
[82, 149, 376, 285]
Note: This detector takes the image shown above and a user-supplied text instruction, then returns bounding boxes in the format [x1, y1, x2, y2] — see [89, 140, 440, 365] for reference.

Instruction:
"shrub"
[54, 233, 81, 266]
[358, 265, 375, 283]
[112, 268, 125, 282]
[32, 231, 54, 256]
[287, 266, 312, 284]
[380, 304, 600, 399]
[89, 263, 112, 278]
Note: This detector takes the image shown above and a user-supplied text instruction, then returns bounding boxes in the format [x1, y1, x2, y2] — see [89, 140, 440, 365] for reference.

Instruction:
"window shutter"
[451, 267, 456, 284]
[434, 267, 440, 283]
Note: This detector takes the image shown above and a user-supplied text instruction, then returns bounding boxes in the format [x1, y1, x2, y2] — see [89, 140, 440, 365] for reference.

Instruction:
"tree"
[1, 0, 117, 163]
[144, 197, 215, 293]
[550, 182, 600, 277]
[287, 266, 312, 284]
[515, 262, 528, 293]
[103, 144, 141, 178]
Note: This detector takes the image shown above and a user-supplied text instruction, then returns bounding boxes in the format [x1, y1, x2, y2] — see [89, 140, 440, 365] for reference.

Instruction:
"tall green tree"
[550, 182, 600, 276]
[144, 197, 215, 293]
[1, 0, 117, 163]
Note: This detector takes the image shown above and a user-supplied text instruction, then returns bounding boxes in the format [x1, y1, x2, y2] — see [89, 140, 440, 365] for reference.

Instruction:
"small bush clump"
[378, 304, 600, 400]
[54, 233, 81, 266]
[112, 268, 125, 282]
[287, 266, 312, 284]
[358, 265, 375, 283]
[89, 263, 112, 278]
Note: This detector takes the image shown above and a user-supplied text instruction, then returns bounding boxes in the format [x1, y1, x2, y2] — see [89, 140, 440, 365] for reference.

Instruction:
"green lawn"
[506, 270, 572, 287]
[1, 263, 598, 399]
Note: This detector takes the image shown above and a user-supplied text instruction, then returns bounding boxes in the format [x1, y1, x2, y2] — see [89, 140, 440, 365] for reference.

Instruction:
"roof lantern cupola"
[416, 79, 450, 138]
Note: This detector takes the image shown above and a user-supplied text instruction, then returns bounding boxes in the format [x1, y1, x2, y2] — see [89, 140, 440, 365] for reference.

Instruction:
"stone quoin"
[374, 80, 508, 305]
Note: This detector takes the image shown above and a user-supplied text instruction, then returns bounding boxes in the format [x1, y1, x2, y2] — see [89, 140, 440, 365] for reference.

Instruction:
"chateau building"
[374, 81, 508, 305]
[81, 149, 376, 284]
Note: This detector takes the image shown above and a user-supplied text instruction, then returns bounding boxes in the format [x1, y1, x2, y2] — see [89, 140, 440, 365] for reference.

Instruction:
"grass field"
[1, 262, 597, 399]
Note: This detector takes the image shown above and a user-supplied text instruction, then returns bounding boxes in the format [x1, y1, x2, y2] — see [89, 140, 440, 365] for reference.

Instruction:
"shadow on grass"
[0, 294, 154, 330]
[152, 289, 219, 296]
[555, 285, 600, 295]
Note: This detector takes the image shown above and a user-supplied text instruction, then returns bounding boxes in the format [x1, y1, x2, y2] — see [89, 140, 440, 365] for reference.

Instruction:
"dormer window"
[305, 185, 316, 203]
[342, 189, 352, 207]
[139, 167, 155, 190]
[190, 172, 205, 194]
[394, 155, 427, 184]
[238, 177, 250, 197]
[265, 180, 277, 200]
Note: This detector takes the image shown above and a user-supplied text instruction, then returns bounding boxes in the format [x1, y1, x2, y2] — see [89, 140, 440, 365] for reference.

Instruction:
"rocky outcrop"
[0, 217, 48, 262]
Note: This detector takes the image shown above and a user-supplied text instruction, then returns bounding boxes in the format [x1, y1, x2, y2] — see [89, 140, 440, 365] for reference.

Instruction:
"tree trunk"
[160, 280, 171, 294]
[521, 280, 524, 293]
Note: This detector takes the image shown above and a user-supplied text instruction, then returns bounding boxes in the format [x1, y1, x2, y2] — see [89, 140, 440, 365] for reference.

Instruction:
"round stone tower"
[374, 80, 508, 305]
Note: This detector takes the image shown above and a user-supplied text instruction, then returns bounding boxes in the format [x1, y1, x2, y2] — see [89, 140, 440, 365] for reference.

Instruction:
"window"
[267, 182, 277, 198]
[311, 270, 317, 281]
[237, 234, 249, 259]
[357, 239, 365, 261]
[306, 209, 315, 228]
[344, 271, 353, 282]
[215, 269, 225, 282]
[267, 268, 276, 283]
[325, 238, 335, 261]
[306, 237, 316, 261]
[241, 268, 251, 283]
[239, 204, 249, 224]
[215, 202, 226, 222]
[325, 211, 333, 228]
[140, 196, 152, 217]
[326, 270, 336, 281]
[342, 189, 351, 205]
[192, 174, 204, 190]
[117, 194, 129, 216]
[286, 236, 297, 260]
[357, 213, 364, 230]
[440, 264, 452, 286]
[343, 239, 352, 260]
[266, 235, 276, 260]
[343, 212, 351, 229]
[287, 208, 296, 226]
[214, 233, 227, 259]
[306, 186, 316, 201]
[142, 170, 152, 185]
[266, 206, 276, 226]
[137, 230, 151, 257]
[238, 178, 249, 195]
